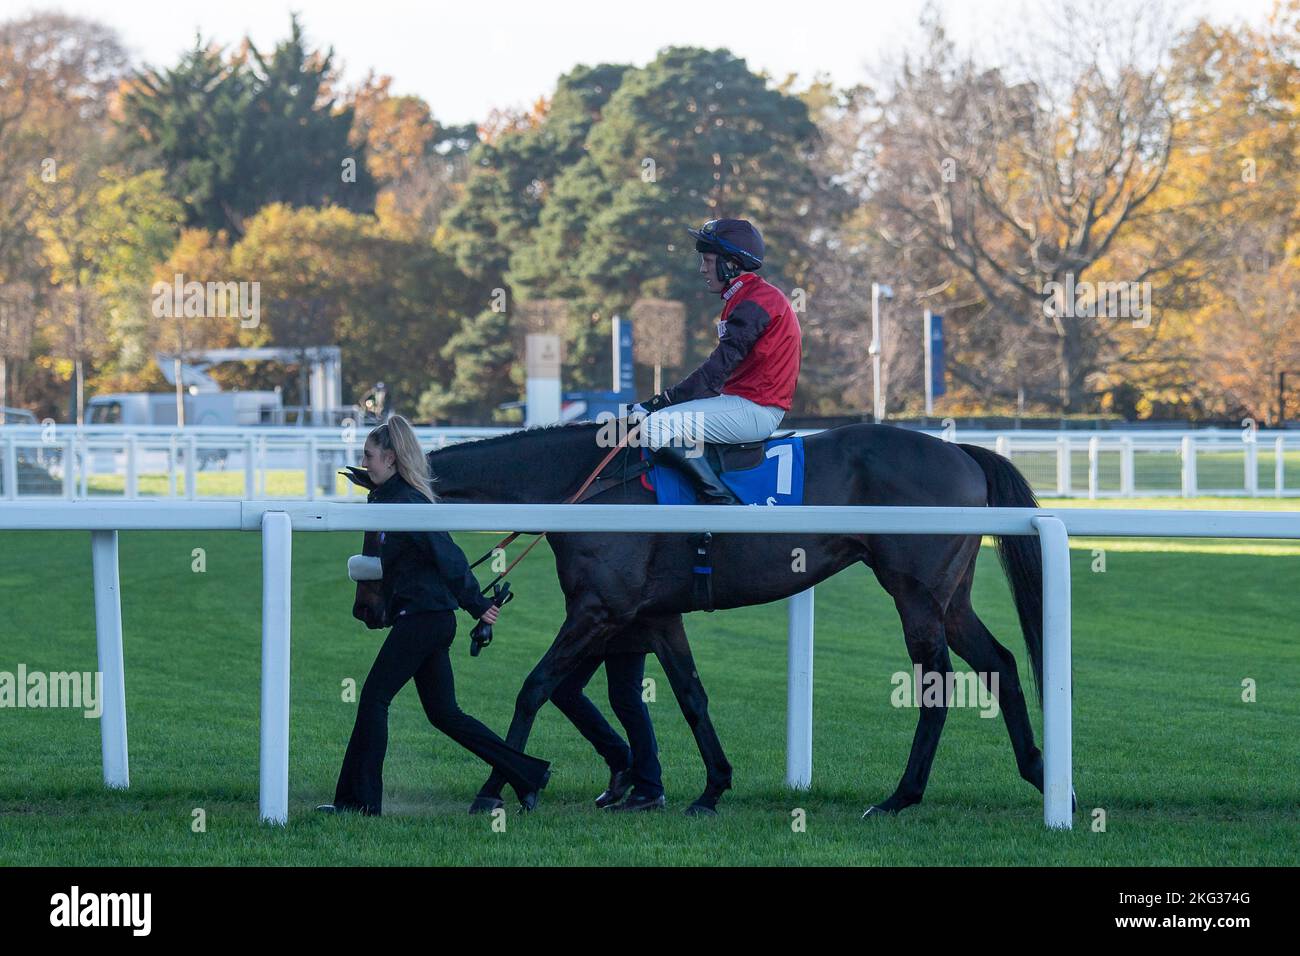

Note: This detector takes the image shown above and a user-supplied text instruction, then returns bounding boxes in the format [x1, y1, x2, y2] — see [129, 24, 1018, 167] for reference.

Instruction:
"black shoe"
[317, 803, 366, 815]
[595, 768, 633, 809]
[652, 444, 740, 505]
[519, 768, 552, 813]
[468, 795, 504, 815]
[608, 791, 666, 812]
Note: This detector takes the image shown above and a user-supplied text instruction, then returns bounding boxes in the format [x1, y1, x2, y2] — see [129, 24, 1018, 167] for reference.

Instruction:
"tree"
[29, 153, 183, 422]
[862, 4, 1226, 413]
[439, 62, 630, 284]
[229, 204, 485, 415]
[236, 15, 376, 224]
[116, 37, 250, 235]
[1150, 3, 1300, 420]
[118, 14, 376, 238]
[347, 73, 477, 238]
[0, 12, 128, 281]
[0, 12, 132, 420]
[439, 48, 832, 417]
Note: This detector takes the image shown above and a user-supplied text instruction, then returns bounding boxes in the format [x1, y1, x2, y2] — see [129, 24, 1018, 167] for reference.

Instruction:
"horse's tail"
[957, 443, 1043, 701]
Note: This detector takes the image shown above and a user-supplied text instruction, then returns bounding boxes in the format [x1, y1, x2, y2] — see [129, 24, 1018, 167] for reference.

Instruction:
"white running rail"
[3, 425, 1296, 500]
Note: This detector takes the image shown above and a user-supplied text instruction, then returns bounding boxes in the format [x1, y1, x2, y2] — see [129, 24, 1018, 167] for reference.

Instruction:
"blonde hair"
[366, 414, 438, 502]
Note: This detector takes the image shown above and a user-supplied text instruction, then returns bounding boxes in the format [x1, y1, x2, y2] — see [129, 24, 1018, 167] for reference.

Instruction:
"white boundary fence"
[0, 425, 506, 501]
[3, 424, 1297, 500]
[3, 500, 1300, 829]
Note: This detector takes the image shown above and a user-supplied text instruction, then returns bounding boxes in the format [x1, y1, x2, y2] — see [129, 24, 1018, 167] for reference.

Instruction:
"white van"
[87, 391, 282, 427]
[0, 406, 37, 425]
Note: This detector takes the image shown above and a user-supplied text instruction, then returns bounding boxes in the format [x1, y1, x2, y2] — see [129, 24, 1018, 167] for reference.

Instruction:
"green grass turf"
[0, 503, 1297, 865]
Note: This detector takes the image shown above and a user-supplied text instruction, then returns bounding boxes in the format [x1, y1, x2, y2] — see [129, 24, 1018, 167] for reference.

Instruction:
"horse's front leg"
[469, 606, 622, 813]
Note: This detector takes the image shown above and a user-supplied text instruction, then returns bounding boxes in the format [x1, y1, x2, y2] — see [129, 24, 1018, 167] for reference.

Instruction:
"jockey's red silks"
[715, 273, 801, 411]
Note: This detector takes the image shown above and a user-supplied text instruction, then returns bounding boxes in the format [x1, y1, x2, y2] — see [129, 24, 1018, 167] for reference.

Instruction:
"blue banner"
[930, 314, 946, 398]
[616, 318, 635, 394]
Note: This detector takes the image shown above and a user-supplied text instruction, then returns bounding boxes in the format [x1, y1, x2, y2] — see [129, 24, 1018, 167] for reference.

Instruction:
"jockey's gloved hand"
[635, 393, 671, 414]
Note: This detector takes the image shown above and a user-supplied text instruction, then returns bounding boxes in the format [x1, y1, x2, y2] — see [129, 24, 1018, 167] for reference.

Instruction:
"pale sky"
[2, 0, 1282, 125]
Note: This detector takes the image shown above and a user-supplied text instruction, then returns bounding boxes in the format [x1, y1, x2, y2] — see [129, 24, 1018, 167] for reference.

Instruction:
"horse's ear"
[340, 466, 376, 490]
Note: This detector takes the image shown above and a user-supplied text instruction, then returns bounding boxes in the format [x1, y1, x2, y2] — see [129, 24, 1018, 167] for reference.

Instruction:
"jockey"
[631, 218, 801, 504]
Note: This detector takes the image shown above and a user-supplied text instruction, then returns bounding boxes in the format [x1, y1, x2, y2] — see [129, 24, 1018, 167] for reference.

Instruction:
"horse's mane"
[432, 418, 608, 455]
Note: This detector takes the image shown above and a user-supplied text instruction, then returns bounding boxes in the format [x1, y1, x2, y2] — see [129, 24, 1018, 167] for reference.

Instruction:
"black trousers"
[333, 609, 550, 814]
[550, 651, 663, 798]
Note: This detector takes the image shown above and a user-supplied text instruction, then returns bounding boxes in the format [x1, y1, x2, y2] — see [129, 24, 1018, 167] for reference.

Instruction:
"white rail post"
[1087, 437, 1099, 499]
[2, 435, 16, 499]
[1181, 435, 1197, 497]
[185, 435, 197, 500]
[62, 436, 75, 499]
[306, 435, 318, 500]
[995, 435, 1010, 458]
[168, 434, 178, 498]
[125, 433, 138, 499]
[1120, 437, 1135, 497]
[1032, 515, 1073, 830]
[257, 435, 267, 496]
[245, 437, 255, 499]
[786, 586, 815, 789]
[260, 510, 292, 825]
[1244, 430, 1258, 497]
[1055, 436, 1071, 496]
[1276, 436, 1285, 497]
[91, 530, 129, 789]
[79, 432, 89, 497]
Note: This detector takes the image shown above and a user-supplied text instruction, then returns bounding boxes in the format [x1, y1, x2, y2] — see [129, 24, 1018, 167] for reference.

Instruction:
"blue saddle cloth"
[640, 435, 806, 506]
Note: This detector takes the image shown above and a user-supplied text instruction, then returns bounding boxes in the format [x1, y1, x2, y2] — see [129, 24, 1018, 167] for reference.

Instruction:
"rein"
[468, 421, 645, 594]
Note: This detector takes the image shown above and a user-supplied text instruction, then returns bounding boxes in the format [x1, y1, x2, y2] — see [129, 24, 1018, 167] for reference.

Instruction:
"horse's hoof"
[517, 768, 552, 813]
[684, 802, 718, 817]
[468, 795, 504, 815]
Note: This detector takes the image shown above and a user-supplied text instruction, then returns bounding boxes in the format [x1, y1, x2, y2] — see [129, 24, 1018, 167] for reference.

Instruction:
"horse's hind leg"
[865, 575, 953, 817]
[649, 614, 733, 815]
[943, 568, 1044, 796]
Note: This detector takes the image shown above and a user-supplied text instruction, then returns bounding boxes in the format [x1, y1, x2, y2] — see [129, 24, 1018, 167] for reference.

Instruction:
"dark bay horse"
[352, 419, 1047, 817]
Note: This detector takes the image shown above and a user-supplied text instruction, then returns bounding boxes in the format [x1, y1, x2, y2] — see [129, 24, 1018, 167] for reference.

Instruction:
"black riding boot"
[653, 444, 741, 505]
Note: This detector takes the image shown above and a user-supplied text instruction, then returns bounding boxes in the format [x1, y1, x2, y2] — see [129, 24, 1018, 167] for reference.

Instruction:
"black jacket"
[369, 471, 494, 621]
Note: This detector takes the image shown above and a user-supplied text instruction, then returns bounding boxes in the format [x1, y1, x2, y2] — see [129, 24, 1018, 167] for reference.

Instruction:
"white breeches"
[643, 393, 786, 451]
